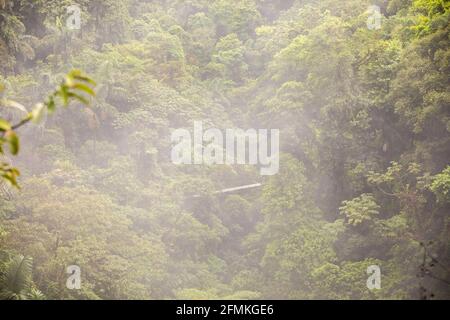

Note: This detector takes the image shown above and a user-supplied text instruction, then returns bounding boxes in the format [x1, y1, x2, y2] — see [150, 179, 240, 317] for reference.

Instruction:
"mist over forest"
[0, 0, 449, 300]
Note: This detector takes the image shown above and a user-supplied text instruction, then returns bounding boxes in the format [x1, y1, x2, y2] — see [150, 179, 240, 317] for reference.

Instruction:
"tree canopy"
[0, 0, 449, 300]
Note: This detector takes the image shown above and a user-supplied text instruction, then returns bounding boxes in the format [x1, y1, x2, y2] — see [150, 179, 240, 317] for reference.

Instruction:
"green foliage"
[0, 70, 95, 187]
[411, 0, 450, 36]
[340, 194, 380, 226]
[0, 255, 44, 300]
[0, 0, 449, 300]
[429, 166, 450, 203]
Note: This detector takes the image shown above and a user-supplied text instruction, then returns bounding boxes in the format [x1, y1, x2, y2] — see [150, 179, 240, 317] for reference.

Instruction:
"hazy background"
[0, 0, 449, 300]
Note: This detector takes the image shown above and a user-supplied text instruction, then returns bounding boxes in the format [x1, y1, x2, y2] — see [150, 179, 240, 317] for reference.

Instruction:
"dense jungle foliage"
[0, 0, 449, 299]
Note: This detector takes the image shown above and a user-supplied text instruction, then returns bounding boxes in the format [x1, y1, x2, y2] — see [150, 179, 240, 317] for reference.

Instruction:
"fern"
[0, 255, 33, 300]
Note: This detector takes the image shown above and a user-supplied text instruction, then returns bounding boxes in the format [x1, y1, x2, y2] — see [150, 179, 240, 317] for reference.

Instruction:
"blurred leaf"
[30, 103, 46, 123]
[72, 83, 96, 96]
[67, 92, 89, 105]
[69, 69, 97, 85]
[0, 119, 12, 131]
[46, 97, 56, 113]
[5, 130, 19, 155]
[0, 99, 28, 113]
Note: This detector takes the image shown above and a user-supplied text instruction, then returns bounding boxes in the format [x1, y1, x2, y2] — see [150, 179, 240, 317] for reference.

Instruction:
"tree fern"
[0, 255, 33, 300]
[27, 287, 46, 300]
